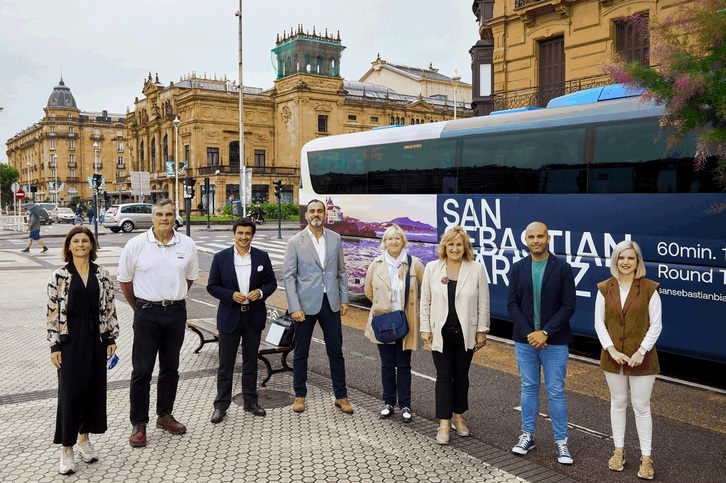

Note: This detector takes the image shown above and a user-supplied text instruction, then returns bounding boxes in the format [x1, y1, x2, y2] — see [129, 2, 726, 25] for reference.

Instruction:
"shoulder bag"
[371, 255, 411, 343]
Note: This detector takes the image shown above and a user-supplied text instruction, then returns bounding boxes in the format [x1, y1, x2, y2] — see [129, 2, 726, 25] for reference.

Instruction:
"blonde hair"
[437, 225, 474, 262]
[380, 224, 408, 250]
[610, 240, 646, 279]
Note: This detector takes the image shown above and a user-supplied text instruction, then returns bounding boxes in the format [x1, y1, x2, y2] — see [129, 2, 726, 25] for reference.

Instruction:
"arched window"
[294, 54, 299, 72]
[390, 116, 395, 125]
[316, 56, 323, 74]
[163, 134, 169, 163]
[285, 56, 292, 76]
[304, 54, 312, 73]
[140, 141, 145, 171]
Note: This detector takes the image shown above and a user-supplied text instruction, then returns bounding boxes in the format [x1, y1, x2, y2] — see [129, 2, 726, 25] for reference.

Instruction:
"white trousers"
[603, 371, 656, 455]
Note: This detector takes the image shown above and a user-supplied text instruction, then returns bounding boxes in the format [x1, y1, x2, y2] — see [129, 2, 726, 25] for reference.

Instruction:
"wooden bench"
[186, 315, 293, 387]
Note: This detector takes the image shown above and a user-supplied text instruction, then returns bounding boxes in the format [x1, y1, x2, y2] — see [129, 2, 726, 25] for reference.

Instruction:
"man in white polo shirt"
[117, 199, 199, 448]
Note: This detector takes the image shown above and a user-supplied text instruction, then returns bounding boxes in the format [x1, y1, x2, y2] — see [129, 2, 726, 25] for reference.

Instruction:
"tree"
[0, 163, 21, 208]
[605, 0, 726, 188]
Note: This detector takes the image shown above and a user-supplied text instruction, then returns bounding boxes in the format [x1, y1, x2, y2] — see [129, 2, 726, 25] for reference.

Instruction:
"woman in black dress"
[47, 226, 118, 475]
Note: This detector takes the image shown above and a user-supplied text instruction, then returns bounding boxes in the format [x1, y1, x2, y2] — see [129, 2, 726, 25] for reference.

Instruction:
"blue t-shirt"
[532, 258, 548, 331]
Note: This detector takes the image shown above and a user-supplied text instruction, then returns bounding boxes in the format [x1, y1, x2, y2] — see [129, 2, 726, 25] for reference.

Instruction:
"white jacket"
[420, 259, 490, 353]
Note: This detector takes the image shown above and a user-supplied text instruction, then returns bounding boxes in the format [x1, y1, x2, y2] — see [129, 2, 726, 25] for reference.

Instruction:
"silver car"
[51, 207, 75, 223]
[103, 203, 184, 233]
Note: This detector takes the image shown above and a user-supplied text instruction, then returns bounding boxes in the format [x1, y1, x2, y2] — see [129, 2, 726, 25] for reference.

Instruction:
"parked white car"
[102, 203, 184, 233]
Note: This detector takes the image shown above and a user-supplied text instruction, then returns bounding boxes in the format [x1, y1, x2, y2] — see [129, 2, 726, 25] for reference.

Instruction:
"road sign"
[15, 188, 25, 200]
[11, 182, 20, 193]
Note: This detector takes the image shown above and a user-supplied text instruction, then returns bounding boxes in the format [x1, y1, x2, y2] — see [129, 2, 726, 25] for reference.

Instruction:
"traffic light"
[184, 177, 196, 198]
[93, 173, 103, 189]
[273, 180, 282, 199]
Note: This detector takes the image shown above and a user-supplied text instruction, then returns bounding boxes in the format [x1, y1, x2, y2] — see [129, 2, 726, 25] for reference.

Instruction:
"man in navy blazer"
[507, 221, 576, 465]
[207, 218, 277, 423]
[283, 199, 352, 414]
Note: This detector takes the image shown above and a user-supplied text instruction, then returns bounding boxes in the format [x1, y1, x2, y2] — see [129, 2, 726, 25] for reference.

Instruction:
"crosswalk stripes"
[194, 238, 288, 268]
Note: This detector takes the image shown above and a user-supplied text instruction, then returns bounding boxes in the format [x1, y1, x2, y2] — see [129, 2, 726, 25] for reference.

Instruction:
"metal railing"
[492, 74, 611, 111]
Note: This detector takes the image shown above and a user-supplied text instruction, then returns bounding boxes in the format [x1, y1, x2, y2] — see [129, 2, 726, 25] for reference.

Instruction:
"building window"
[68, 127, 74, 135]
[118, 170, 125, 178]
[69, 154, 75, 166]
[49, 126, 55, 134]
[117, 141, 124, 152]
[50, 138, 56, 150]
[615, 14, 649, 65]
[51, 168, 56, 178]
[116, 130, 123, 137]
[163, 134, 169, 163]
[68, 138, 75, 150]
[93, 128, 100, 136]
[252, 184, 270, 203]
[68, 185, 77, 194]
[318, 115, 328, 133]
[371, 116, 379, 123]
[254, 149, 265, 167]
[117, 156, 124, 167]
[184, 145, 190, 163]
[207, 147, 220, 166]
[347, 114, 357, 122]
[69, 169, 76, 178]
[151, 137, 156, 172]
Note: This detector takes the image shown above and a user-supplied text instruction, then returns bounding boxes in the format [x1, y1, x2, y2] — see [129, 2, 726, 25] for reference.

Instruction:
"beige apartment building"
[471, 0, 683, 111]
[5, 78, 126, 205]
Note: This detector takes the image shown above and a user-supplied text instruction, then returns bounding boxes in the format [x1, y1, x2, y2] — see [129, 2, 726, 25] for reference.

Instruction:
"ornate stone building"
[7, 27, 472, 212]
[471, 0, 682, 112]
[5, 78, 126, 205]
[124, 26, 472, 212]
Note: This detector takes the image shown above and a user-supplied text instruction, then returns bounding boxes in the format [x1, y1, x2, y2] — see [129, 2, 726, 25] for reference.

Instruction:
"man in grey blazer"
[283, 199, 353, 414]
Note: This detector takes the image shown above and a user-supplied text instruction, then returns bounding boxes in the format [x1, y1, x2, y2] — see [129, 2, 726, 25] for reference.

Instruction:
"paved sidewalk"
[0, 254, 567, 482]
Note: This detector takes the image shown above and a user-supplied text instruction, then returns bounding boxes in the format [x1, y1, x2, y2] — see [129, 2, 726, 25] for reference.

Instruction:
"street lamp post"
[27, 161, 32, 203]
[93, 142, 100, 245]
[173, 116, 180, 212]
[452, 72, 461, 120]
[52, 154, 58, 204]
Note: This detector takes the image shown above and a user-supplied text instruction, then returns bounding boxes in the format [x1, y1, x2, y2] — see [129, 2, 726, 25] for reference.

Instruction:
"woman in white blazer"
[421, 225, 490, 445]
[364, 225, 425, 423]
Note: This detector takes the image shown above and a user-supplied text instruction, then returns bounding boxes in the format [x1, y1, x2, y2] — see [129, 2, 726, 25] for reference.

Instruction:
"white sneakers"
[58, 438, 99, 475]
[59, 447, 75, 475]
[77, 439, 99, 463]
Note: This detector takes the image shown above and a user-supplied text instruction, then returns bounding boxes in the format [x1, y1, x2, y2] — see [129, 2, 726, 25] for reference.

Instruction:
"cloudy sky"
[0, 0, 478, 164]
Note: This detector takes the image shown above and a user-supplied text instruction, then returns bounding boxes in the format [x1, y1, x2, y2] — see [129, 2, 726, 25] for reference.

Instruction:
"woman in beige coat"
[364, 224, 425, 423]
[421, 225, 490, 444]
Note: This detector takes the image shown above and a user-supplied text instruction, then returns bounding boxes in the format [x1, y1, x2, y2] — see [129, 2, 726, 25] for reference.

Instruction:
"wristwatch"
[542, 330, 548, 337]
[638, 347, 647, 356]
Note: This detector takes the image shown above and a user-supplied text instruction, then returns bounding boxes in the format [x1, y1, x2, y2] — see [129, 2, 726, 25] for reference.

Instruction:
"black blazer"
[207, 246, 277, 333]
[506, 253, 576, 345]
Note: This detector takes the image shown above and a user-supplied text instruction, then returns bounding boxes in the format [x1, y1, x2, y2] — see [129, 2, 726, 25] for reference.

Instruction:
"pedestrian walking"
[22, 205, 49, 253]
[74, 206, 84, 225]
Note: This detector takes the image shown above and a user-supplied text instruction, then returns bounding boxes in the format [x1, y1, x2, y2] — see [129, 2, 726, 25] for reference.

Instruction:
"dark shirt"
[67, 262, 100, 336]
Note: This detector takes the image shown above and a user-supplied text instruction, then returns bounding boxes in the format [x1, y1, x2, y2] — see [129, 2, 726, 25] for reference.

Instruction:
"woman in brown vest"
[595, 240, 662, 480]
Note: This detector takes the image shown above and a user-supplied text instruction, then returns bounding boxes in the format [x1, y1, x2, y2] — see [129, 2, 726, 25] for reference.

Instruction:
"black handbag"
[371, 255, 411, 343]
[265, 313, 295, 348]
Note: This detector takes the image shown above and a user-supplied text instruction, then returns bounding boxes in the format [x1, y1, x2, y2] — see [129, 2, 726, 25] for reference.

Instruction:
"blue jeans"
[292, 295, 347, 399]
[514, 342, 569, 441]
[377, 341, 412, 408]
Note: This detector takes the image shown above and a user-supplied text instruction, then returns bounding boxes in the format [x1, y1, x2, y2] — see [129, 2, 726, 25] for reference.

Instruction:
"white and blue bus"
[299, 85, 726, 363]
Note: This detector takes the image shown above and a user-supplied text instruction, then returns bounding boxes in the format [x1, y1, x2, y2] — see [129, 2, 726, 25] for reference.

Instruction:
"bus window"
[368, 139, 457, 194]
[592, 120, 720, 193]
[460, 127, 586, 194]
[309, 147, 367, 194]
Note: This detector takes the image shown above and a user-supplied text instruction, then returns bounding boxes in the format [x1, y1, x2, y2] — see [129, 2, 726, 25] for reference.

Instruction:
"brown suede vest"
[597, 277, 660, 376]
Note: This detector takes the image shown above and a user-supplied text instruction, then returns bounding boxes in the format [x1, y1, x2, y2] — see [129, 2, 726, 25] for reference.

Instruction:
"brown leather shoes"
[292, 397, 306, 413]
[129, 424, 147, 447]
[156, 414, 187, 434]
[335, 398, 354, 414]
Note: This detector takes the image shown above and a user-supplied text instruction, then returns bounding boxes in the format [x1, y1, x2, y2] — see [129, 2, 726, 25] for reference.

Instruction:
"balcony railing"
[492, 74, 611, 112]
[66, 177, 80, 182]
[197, 165, 300, 177]
[117, 163, 125, 169]
[68, 162, 77, 168]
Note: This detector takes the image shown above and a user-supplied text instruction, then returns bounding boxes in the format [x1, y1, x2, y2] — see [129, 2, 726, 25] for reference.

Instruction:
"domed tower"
[46, 77, 79, 110]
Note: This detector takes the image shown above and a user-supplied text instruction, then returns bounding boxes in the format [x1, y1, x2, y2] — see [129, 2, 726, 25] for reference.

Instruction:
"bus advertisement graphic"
[439, 194, 726, 362]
